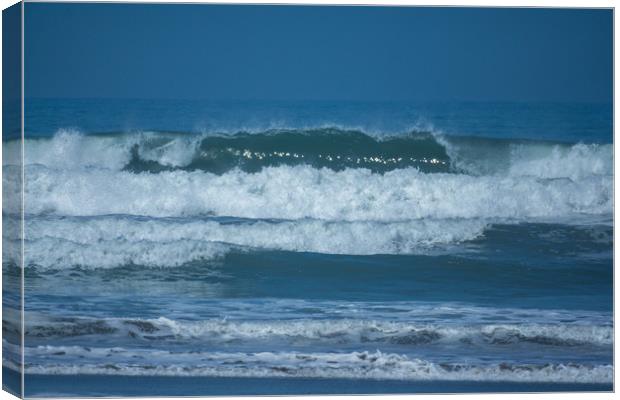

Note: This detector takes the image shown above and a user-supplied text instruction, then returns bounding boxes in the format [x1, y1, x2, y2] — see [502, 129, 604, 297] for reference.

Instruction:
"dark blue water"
[2, 100, 613, 395]
[25, 99, 612, 142]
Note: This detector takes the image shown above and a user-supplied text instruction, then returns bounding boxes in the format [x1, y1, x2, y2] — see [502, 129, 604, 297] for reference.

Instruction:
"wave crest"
[15, 216, 488, 269]
[8, 129, 613, 180]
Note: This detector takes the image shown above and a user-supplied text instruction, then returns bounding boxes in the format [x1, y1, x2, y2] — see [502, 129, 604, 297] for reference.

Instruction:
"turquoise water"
[2, 100, 613, 395]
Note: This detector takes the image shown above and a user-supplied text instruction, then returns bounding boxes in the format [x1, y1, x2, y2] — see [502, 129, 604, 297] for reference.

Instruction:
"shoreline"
[4, 369, 612, 397]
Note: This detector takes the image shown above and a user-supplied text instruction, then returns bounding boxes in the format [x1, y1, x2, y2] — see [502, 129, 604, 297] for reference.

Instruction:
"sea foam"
[17, 347, 613, 383]
[15, 164, 612, 220]
[16, 215, 488, 268]
[20, 315, 612, 347]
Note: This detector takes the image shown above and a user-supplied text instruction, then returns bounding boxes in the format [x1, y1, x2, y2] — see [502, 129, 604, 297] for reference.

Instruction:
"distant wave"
[6, 128, 450, 174]
[4, 128, 612, 179]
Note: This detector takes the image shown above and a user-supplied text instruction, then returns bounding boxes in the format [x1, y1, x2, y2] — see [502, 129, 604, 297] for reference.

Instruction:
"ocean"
[2, 99, 614, 396]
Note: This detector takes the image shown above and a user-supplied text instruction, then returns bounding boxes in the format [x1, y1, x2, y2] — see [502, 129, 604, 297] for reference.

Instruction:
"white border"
[0, 1, 616, 400]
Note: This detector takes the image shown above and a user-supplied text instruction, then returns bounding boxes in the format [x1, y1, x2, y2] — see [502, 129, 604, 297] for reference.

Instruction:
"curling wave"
[4, 128, 613, 179]
[8, 128, 450, 174]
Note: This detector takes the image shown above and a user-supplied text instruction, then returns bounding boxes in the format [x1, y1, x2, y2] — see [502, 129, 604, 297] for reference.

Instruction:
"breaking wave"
[3, 128, 612, 179]
[11, 164, 611, 221]
[13, 215, 488, 269]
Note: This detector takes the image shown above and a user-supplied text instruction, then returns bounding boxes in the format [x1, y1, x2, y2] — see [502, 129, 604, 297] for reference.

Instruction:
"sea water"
[2, 99, 613, 395]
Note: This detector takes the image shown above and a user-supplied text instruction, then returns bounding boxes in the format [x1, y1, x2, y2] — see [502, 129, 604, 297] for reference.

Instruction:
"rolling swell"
[7, 128, 612, 179]
[10, 128, 450, 174]
[126, 129, 450, 174]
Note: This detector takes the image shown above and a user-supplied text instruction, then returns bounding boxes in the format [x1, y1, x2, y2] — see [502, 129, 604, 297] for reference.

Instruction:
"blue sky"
[25, 4, 612, 102]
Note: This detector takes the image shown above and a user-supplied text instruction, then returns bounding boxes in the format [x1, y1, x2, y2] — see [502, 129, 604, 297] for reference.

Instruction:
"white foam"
[20, 347, 613, 383]
[19, 129, 135, 170]
[2, 215, 21, 263]
[437, 134, 613, 180]
[19, 309, 612, 347]
[18, 216, 488, 268]
[21, 237, 230, 269]
[137, 133, 203, 167]
[3, 129, 205, 171]
[508, 143, 613, 180]
[20, 303, 613, 332]
[18, 164, 612, 221]
[117, 317, 614, 347]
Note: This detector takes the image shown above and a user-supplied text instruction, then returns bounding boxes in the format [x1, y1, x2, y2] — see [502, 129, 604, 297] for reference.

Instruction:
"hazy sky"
[25, 4, 612, 102]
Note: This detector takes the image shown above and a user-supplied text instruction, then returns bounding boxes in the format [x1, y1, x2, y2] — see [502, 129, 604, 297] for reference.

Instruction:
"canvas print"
[2, 2, 614, 397]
